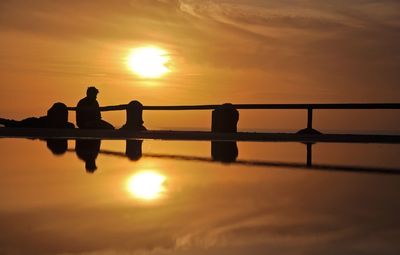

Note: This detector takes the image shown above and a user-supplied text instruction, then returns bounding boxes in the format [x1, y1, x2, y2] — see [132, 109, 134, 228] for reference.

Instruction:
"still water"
[0, 138, 400, 254]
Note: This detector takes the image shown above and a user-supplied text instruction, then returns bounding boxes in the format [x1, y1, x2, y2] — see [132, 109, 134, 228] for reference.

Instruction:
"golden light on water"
[126, 171, 167, 200]
[127, 47, 169, 78]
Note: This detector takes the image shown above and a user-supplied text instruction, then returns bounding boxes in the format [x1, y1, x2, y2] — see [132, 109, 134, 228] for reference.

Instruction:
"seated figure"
[76, 86, 114, 129]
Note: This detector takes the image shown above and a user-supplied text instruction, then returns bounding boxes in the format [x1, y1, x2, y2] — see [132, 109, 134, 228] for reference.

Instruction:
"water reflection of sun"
[126, 171, 166, 200]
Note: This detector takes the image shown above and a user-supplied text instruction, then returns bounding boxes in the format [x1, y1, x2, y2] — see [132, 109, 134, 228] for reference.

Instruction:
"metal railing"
[67, 103, 400, 133]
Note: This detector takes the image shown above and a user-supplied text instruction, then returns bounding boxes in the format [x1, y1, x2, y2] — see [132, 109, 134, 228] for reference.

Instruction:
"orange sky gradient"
[1, 0, 399, 131]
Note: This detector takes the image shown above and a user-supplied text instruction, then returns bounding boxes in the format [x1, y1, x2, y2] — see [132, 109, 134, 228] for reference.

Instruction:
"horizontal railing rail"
[67, 103, 400, 111]
[65, 102, 400, 134]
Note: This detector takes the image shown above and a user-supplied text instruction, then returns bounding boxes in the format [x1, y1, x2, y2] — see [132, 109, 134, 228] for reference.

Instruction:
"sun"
[127, 47, 169, 78]
[126, 171, 166, 200]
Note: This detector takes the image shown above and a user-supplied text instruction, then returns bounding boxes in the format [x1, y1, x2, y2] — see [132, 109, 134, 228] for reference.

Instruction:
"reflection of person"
[0, 102, 74, 128]
[76, 87, 114, 129]
[75, 139, 101, 173]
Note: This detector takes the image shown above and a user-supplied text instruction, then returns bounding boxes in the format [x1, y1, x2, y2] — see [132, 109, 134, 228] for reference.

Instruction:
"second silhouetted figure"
[76, 86, 114, 129]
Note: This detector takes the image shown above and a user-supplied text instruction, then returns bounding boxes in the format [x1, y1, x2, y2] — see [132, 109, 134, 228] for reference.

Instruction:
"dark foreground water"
[0, 138, 400, 255]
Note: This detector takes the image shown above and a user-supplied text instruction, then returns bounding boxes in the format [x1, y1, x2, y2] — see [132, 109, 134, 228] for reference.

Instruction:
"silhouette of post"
[46, 102, 70, 127]
[307, 108, 313, 130]
[122, 100, 145, 130]
[211, 141, 238, 163]
[211, 103, 239, 132]
[125, 140, 143, 161]
[297, 107, 322, 134]
[306, 143, 312, 167]
[46, 139, 68, 155]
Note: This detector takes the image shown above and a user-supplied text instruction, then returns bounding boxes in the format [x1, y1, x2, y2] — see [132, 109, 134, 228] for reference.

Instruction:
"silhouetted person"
[76, 87, 114, 129]
[211, 141, 238, 163]
[46, 139, 68, 155]
[0, 102, 74, 128]
[75, 139, 101, 173]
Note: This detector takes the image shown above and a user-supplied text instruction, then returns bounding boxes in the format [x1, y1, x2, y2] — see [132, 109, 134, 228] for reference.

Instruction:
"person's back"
[76, 86, 114, 129]
[76, 96, 101, 128]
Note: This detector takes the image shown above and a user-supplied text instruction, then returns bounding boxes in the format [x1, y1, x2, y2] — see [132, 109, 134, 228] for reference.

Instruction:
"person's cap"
[87, 86, 99, 94]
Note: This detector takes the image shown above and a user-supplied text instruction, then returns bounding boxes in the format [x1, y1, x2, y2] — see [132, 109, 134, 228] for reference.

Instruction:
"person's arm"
[95, 101, 101, 119]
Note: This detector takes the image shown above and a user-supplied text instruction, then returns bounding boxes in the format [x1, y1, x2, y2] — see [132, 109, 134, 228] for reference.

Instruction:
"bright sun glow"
[127, 47, 169, 78]
[126, 171, 166, 200]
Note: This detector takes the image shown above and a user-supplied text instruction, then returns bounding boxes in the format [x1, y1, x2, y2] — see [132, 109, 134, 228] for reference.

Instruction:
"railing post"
[211, 103, 239, 132]
[307, 107, 313, 130]
[121, 100, 146, 130]
[125, 140, 143, 161]
[297, 106, 321, 134]
[47, 102, 69, 128]
[306, 143, 312, 167]
[211, 141, 238, 163]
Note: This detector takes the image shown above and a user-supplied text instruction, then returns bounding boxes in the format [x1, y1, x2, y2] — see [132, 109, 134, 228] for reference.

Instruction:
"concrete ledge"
[1, 127, 400, 143]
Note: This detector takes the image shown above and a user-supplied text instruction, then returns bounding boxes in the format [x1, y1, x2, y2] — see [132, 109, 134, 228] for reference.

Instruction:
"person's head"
[86, 86, 99, 100]
[85, 159, 97, 173]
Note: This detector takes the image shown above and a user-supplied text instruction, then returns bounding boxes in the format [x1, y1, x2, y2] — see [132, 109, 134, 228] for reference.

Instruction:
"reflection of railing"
[63, 140, 400, 175]
[67, 103, 400, 134]
[2, 129, 400, 143]
[66, 148, 400, 175]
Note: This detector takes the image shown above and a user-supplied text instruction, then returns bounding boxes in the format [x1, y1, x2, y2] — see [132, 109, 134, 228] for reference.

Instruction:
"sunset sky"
[1, 0, 399, 130]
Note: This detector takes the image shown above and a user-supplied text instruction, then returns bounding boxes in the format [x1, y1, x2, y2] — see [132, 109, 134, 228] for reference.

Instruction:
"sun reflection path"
[126, 171, 167, 200]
